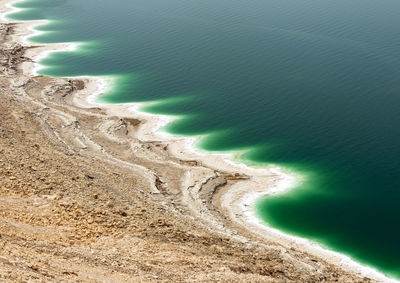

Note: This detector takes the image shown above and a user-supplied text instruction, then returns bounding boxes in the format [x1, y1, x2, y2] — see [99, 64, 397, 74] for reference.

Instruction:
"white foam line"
[84, 73, 398, 282]
[1, 0, 21, 21]
[19, 19, 50, 45]
[2, 0, 82, 76]
[236, 171, 397, 283]
[243, 204, 396, 282]
[3, 0, 398, 281]
[85, 82, 277, 180]
[51, 45, 400, 283]
[29, 42, 81, 76]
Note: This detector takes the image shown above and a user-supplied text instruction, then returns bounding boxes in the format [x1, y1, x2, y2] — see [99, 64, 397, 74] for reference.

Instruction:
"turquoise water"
[7, 0, 400, 279]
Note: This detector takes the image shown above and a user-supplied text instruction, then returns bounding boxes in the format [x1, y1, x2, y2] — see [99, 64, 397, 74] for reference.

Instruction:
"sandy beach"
[0, 0, 396, 281]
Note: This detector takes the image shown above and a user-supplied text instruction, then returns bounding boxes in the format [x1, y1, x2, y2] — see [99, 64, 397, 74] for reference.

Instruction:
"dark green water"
[7, 0, 400, 279]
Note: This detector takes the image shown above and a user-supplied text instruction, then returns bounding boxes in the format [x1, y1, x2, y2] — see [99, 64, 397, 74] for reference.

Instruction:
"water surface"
[8, 0, 400, 279]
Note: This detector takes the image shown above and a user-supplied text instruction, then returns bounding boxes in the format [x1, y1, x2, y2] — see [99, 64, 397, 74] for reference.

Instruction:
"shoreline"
[1, 1, 397, 282]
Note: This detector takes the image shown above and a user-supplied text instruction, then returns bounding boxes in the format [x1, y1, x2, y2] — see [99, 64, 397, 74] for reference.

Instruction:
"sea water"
[7, 0, 400, 279]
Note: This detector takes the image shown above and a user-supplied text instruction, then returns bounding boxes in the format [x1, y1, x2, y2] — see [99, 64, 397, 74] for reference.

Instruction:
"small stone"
[117, 209, 127, 217]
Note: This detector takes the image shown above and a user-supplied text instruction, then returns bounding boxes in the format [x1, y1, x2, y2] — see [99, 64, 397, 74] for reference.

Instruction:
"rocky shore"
[0, 15, 380, 283]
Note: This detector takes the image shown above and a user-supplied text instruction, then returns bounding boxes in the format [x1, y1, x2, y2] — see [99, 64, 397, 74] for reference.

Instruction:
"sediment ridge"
[0, 2, 392, 282]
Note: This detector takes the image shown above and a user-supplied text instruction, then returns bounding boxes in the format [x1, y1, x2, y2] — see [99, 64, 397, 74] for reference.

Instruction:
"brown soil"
[0, 22, 374, 282]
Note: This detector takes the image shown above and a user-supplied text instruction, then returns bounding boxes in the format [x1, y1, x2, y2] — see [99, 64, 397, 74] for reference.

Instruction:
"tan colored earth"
[0, 20, 377, 282]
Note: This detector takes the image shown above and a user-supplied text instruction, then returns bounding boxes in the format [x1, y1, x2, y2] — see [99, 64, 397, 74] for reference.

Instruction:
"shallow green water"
[7, 0, 400, 279]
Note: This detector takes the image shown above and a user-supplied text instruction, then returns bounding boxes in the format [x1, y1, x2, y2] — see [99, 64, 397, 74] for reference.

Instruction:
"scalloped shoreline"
[1, 0, 397, 281]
